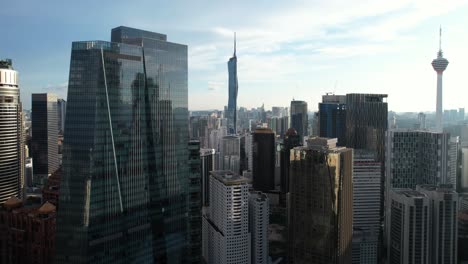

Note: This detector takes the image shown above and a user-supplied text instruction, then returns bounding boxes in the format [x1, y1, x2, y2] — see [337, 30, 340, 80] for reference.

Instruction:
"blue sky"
[2, 0, 468, 111]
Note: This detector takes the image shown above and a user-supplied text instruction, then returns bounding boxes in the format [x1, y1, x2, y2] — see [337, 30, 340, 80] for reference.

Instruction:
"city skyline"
[2, 1, 468, 112]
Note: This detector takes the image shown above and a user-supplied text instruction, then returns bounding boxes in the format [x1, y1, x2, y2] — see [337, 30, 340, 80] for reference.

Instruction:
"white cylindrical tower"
[431, 27, 449, 131]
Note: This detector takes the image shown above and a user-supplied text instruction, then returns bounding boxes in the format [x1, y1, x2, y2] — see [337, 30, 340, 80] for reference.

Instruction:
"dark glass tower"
[188, 140, 202, 264]
[289, 138, 353, 264]
[31, 93, 59, 183]
[55, 26, 189, 263]
[0, 59, 24, 203]
[227, 34, 238, 135]
[252, 128, 275, 192]
[290, 100, 308, 139]
[345, 94, 387, 160]
[319, 95, 346, 146]
[279, 128, 301, 193]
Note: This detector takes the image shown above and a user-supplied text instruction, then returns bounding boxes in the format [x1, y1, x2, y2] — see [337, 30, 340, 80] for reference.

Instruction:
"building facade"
[188, 140, 202, 264]
[388, 189, 430, 264]
[202, 170, 251, 264]
[288, 137, 353, 264]
[252, 128, 275, 192]
[201, 148, 216, 206]
[57, 98, 66, 134]
[290, 100, 308, 139]
[219, 135, 241, 174]
[279, 128, 301, 193]
[319, 94, 346, 146]
[55, 26, 190, 263]
[417, 185, 458, 264]
[0, 198, 56, 264]
[0, 59, 24, 203]
[31, 93, 59, 184]
[249, 191, 269, 264]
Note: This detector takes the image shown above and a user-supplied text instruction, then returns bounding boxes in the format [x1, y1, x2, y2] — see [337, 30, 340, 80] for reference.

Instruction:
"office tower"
[0, 59, 24, 203]
[459, 210, 468, 262]
[57, 98, 66, 134]
[319, 94, 346, 146]
[202, 170, 251, 264]
[351, 228, 378, 264]
[388, 189, 430, 264]
[278, 128, 301, 193]
[0, 198, 56, 264]
[55, 26, 189, 263]
[252, 128, 275, 192]
[245, 132, 253, 171]
[188, 141, 202, 263]
[417, 185, 458, 264]
[290, 100, 308, 139]
[201, 148, 215, 206]
[272, 106, 285, 117]
[226, 34, 238, 135]
[461, 147, 468, 192]
[460, 108, 465, 121]
[432, 27, 449, 131]
[219, 135, 240, 173]
[24, 158, 33, 188]
[289, 137, 353, 264]
[418, 112, 426, 129]
[249, 191, 269, 264]
[209, 127, 227, 151]
[31, 93, 59, 184]
[386, 130, 456, 189]
[352, 150, 381, 263]
[448, 137, 459, 188]
[345, 93, 387, 160]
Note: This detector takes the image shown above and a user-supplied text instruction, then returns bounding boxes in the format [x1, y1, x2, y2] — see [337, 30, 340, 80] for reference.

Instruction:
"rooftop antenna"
[234, 32, 236, 57]
[439, 25, 442, 51]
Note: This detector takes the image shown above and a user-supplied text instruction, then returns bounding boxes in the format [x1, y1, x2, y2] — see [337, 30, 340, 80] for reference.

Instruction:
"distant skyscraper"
[55, 26, 190, 263]
[201, 148, 216, 206]
[252, 128, 275, 192]
[319, 94, 346, 146]
[417, 184, 458, 264]
[227, 33, 238, 134]
[219, 135, 241, 173]
[57, 98, 66, 134]
[290, 100, 308, 139]
[289, 137, 353, 264]
[202, 170, 251, 264]
[279, 128, 301, 193]
[388, 189, 430, 264]
[31, 93, 59, 183]
[432, 27, 449, 131]
[249, 191, 269, 264]
[0, 59, 24, 203]
[418, 112, 426, 129]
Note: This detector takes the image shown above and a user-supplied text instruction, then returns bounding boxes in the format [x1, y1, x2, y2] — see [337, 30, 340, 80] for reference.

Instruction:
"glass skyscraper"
[31, 93, 59, 183]
[55, 26, 190, 263]
[290, 100, 308, 139]
[226, 34, 238, 135]
[319, 95, 346, 146]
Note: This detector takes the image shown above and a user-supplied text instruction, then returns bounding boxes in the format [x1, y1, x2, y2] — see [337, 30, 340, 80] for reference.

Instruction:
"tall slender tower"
[227, 33, 238, 134]
[432, 27, 449, 131]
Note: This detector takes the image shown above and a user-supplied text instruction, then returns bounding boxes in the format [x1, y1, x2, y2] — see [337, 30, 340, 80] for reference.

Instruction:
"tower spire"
[234, 32, 236, 57]
[439, 25, 442, 51]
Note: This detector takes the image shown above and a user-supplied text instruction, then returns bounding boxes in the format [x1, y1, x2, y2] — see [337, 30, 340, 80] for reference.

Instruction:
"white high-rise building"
[388, 189, 430, 264]
[219, 135, 241, 173]
[417, 185, 458, 264]
[202, 170, 251, 264]
[249, 191, 269, 264]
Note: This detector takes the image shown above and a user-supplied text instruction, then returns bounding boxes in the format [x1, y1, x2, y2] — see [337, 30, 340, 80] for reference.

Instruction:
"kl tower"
[431, 27, 449, 131]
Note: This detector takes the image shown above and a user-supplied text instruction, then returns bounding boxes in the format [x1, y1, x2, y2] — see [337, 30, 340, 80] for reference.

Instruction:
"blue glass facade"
[55, 27, 189, 263]
[227, 38, 238, 135]
[318, 103, 346, 146]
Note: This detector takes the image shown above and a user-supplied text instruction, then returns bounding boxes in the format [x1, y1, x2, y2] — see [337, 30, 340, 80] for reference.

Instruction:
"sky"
[2, 0, 468, 112]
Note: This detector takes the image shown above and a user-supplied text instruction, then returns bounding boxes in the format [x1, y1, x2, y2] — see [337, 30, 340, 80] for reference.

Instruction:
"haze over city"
[2, 0, 468, 111]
